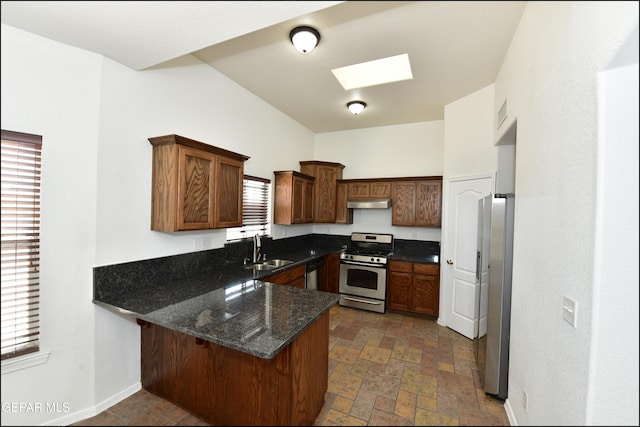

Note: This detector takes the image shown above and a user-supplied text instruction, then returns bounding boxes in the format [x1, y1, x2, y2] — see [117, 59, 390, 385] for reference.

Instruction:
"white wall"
[443, 84, 497, 180]
[311, 121, 444, 241]
[1, 25, 101, 426]
[589, 61, 638, 424]
[1, 22, 317, 425]
[493, 2, 639, 425]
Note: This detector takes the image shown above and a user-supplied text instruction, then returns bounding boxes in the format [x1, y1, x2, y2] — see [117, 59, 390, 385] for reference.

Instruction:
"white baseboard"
[43, 382, 141, 426]
[504, 397, 518, 426]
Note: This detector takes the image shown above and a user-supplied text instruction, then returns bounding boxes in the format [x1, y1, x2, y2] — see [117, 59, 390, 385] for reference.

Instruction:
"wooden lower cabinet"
[387, 260, 440, 316]
[265, 264, 306, 288]
[320, 253, 340, 293]
[139, 311, 330, 426]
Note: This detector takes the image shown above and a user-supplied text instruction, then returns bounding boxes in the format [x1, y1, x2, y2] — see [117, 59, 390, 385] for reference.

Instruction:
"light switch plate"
[563, 296, 577, 328]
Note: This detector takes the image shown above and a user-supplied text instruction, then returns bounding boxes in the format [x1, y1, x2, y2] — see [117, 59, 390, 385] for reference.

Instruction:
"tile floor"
[74, 305, 509, 426]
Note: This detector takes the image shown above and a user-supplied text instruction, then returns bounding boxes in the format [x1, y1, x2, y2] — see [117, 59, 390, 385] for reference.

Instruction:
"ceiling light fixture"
[347, 101, 367, 115]
[289, 26, 320, 54]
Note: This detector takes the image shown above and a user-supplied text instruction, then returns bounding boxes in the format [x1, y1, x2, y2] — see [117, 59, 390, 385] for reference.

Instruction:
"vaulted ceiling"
[1, 1, 527, 132]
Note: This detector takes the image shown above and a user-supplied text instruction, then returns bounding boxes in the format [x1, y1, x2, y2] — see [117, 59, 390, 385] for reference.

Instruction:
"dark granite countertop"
[93, 234, 440, 359]
[391, 239, 441, 264]
[93, 237, 342, 360]
[390, 250, 440, 264]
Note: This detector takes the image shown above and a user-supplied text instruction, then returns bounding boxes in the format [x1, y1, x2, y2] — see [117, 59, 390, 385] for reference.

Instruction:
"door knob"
[447, 259, 454, 265]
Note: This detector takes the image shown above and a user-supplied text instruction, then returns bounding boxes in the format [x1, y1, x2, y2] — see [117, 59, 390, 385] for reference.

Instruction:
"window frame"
[1, 129, 42, 361]
[226, 175, 271, 242]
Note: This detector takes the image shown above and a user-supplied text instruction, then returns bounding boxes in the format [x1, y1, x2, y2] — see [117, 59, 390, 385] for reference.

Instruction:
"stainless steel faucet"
[252, 234, 261, 263]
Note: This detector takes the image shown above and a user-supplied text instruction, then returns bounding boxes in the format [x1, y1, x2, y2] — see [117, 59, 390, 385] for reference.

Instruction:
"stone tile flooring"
[74, 305, 509, 426]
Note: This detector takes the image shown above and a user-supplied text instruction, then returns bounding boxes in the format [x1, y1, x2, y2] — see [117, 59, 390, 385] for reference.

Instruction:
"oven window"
[346, 268, 379, 290]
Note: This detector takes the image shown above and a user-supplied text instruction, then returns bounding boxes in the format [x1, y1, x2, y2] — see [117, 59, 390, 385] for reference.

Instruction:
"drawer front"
[266, 264, 305, 285]
[388, 260, 412, 273]
[413, 263, 439, 276]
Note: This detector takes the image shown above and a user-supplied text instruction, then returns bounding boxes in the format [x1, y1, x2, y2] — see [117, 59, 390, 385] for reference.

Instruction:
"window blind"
[226, 175, 271, 241]
[1, 130, 42, 360]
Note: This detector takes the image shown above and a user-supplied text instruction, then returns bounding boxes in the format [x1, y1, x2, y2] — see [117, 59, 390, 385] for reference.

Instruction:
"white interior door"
[443, 174, 493, 339]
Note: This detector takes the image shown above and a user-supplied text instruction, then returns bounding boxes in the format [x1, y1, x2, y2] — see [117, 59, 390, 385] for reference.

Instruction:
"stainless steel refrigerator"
[478, 193, 515, 400]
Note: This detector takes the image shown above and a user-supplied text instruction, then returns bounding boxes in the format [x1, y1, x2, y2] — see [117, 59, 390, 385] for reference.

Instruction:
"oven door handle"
[341, 296, 384, 306]
[340, 260, 386, 268]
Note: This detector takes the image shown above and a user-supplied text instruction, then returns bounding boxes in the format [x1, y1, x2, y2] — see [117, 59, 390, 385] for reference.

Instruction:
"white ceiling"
[1, 1, 527, 133]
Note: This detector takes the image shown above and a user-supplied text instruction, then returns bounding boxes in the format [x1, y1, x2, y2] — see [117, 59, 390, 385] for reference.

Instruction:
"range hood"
[347, 198, 392, 209]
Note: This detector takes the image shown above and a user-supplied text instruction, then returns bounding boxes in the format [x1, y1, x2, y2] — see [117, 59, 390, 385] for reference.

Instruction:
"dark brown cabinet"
[320, 253, 340, 293]
[335, 182, 353, 224]
[299, 161, 345, 223]
[387, 260, 440, 316]
[148, 134, 248, 232]
[273, 171, 315, 224]
[391, 178, 442, 227]
[348, 180, 391, 199]
[139, 311, 329, 426]
[264, 264, 306, 289]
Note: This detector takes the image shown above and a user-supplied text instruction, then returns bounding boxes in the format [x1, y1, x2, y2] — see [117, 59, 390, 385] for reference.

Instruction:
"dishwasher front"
[305, 257, 324, 290]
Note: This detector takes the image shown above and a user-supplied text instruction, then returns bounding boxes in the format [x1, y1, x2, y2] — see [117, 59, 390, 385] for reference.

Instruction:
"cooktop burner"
[341, 232, 394, 264]
[345, 249, 393, 257]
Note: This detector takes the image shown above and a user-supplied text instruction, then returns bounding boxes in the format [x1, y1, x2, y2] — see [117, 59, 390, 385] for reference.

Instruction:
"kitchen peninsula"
[93, 240, 341, 426]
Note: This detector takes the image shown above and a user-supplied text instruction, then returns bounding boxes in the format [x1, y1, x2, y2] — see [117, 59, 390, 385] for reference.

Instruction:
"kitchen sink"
[263, 259, 293, 267]
[244, 263, 276, 271]
[244, 259, 293, 271]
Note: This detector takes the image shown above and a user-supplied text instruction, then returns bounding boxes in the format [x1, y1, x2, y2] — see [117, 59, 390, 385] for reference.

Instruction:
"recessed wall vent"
[497, 99, 508, 129]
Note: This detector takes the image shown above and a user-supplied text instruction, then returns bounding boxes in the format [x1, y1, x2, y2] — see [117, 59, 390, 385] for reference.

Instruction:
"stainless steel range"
[339, 232, 394, 313]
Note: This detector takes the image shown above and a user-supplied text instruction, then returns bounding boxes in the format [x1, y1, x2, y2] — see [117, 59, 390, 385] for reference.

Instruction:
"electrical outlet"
[193, 238, 202, 251]
[563, 296, 578, 328]
[202, 237, 212, 249]
[522, 389, 529, 412]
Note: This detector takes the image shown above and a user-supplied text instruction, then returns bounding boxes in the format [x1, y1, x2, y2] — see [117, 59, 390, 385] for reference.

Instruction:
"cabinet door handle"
[446, 259, 454, 265]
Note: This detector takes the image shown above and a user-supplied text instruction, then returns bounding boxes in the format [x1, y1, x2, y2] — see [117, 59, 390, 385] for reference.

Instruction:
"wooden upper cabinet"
[148, 134, 249, 232]
[391, 181, 416, 226]
[335, 181, 353, 224]
[415, 179, 442, 227]
[214, 155, 245, 228]
[299, 161, 345, 223]
[347, 180, 391, 199]
[273, 171, 315, 224]
[392, 177, 442, 227]
[177, 146, 215, 230]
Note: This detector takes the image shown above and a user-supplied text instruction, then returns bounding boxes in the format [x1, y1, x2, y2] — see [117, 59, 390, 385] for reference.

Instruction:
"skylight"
[331, 53, 413, 90]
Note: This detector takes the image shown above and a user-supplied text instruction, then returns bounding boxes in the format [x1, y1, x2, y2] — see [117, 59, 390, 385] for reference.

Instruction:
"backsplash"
[93, 233, 436, 301]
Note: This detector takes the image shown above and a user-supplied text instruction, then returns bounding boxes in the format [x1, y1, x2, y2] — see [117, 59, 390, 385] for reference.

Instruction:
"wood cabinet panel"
[178, 146, 215, 230]
[392, 178, 442, 227]
[265, 264, 306, 288]
[335, 182, 353, 224]
[413, 274, 439, 316]
[348, 182, 370, 199]
[214, 155, 244, 228]
[391, 182, 416, 226]
[321, 253, 340, 293]
[387, 260, 440, 316]
[346, 180, 391, 199]
[273, 171, 315, 224]
[299, 161, 345, 223]
[387, 269, 412, 311]
[149, 134, 248, 232]
[370, 182, 391, 198]
[139, 311, 329, 426]
[415, 180, 442, 227]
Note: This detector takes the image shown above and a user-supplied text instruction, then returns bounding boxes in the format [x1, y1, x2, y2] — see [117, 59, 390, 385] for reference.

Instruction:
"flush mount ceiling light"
[289, 26, 320, 54]
[332, 53, 413, 90]
[347, 101, 367, 115]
